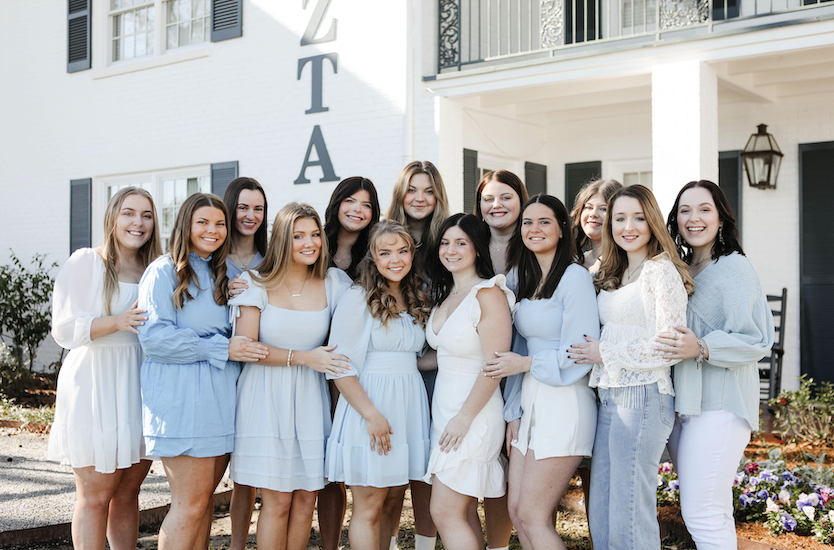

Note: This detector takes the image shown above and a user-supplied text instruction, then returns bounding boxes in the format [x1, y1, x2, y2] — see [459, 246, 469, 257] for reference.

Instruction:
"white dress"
[423, 276, 515, 498]
[228, 268, 351, 492]
[47, 248, 146, 473]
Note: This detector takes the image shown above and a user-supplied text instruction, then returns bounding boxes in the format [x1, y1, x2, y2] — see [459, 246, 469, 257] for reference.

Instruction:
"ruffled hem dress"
[228, 268, 351, 492]
[324, 287, 431, 488]
[424, 276, 515, 498]
[47, 248, 147, 473]
[138, 254, 240, 458]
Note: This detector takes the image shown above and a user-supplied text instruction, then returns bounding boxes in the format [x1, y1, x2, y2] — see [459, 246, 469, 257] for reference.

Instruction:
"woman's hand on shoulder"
[227, 276, 249, 297]
[297, 345, 352, 377]
[482, 351, 531, 379]
[229, 336, 269, 363]
[568, 336, 602, 364]
[366, 412, 393, 455]
[439, 413, 474, 453]
[113, 300, 147, 335]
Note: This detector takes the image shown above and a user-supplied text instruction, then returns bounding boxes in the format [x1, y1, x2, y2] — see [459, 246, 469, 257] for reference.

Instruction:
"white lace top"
[589, 254, 688, 396]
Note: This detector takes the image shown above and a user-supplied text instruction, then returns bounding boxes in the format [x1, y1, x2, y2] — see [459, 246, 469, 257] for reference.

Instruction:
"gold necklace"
[230, 251, 256, 270]
[284, 271, 311, 298]
[625, 256, 647, 282]
[451, 274, 480, 296]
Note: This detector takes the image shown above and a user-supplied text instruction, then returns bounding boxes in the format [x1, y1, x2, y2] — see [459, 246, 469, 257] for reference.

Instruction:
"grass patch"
[0, 395, 54, 424]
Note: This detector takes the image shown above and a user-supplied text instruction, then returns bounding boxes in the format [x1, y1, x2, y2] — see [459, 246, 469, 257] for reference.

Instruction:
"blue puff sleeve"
[137, 258, 230, 370]
[326, 286, 372, 380]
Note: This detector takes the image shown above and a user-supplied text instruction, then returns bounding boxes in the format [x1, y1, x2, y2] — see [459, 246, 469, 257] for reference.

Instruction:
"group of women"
[47, 158, 774, 550]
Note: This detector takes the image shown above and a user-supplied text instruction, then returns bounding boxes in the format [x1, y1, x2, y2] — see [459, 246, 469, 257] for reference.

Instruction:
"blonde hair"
[169, 193, 230, 309]
[252, 202, 329, 288]
[101, 187, 162, 314]
[357, 221, 431, 327]
[385, 161, 450, 249]
[594, 185, 694, 296]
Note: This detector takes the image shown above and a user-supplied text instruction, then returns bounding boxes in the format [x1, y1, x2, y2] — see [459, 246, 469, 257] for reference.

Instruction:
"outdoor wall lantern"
[741, 124, 783, 190]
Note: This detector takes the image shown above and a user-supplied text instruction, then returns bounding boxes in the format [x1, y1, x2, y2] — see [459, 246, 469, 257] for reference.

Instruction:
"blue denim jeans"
[589, 384, 674, 550]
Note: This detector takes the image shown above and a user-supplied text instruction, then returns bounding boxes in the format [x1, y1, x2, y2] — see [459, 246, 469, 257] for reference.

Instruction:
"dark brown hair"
[223, 177, 268, 257]
[431, 214, 495, 305]
[324, 177, 380, 279]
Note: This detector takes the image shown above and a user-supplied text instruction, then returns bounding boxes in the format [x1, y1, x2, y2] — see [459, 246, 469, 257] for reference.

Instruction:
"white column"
[651, 60, 718, 217]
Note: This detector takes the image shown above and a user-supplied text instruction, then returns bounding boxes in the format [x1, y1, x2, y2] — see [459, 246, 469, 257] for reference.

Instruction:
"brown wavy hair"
[594, 185, 694, 296]
[385, 161, 450, 250]
[357, 221, 431, 327]
[101, 187, 162, 314]
[169, 193, 230, 309]
[252, 202, 329, 288]
[570, 178, 623, 259]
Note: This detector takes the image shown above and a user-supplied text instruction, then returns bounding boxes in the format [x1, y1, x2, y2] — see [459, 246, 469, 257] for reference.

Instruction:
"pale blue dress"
[225, 253, 263, 280]
[138, 253, 240, 458]
[228, 268, 351, 492]
[324, 286, 431, 487]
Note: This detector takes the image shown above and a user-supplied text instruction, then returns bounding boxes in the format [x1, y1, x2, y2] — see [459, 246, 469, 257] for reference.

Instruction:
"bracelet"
[696, 338, 705, 368]
[287, 349, 293, 368]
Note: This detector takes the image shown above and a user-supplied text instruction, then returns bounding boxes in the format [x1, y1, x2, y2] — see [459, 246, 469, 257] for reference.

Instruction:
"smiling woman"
[324, 176, 381, 280]
[227, 202, 352, 550]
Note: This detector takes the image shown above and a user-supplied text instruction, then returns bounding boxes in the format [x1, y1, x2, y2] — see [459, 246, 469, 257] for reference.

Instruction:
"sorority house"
[1, 0, 833, 392]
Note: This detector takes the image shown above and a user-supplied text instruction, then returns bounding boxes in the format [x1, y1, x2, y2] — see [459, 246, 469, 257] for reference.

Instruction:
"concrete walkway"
[0, 427, 232, 547]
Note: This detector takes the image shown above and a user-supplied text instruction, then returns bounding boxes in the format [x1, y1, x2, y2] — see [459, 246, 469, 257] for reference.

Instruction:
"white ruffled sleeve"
[51, 248, 104, 350]
[598, 255, 688, 371]
[227, 271, 266, 335]
[326, 267, 354, 315]
[468, 274, 517, 328]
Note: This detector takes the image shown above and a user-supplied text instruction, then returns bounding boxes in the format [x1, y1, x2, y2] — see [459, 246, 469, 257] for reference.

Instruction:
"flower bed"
[657, 448, 834, 546]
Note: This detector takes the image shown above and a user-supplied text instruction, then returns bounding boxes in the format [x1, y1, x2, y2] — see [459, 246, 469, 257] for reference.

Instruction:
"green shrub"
[769, 376, 834, 447]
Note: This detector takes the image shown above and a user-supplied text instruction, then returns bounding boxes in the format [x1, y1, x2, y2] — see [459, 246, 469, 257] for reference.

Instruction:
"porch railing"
[438, 0, 832, 71]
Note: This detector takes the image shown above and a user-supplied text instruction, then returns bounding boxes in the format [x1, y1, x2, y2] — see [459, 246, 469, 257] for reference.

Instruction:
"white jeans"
[667, 410, 751, 550]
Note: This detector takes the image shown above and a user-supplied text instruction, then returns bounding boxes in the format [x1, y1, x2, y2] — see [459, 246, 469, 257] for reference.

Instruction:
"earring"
[719, 225, 725, 245]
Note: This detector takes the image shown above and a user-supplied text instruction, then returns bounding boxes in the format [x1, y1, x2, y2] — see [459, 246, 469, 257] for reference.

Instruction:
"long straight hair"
[169, 193, 230, 308]
[594, 185, 694, 296]
[431, 213, 495, 305]
[223, 177, 268, 257]
[666, 180, 744, 263]
[101, 187, 162, 314]
[385, 161, 450, 251]
[252, 202, 329, 288]
[510, 194, 576, 301]
[324, 176, 380, 279]
[356, 221, 431, 327]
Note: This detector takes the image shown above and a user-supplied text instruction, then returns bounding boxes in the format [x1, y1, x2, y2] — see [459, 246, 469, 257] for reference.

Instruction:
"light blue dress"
[225, 253, 263, 280]
[504, 264, 600, 458]
[324, 286, 431, 488]
[138, 253, 240, 458]
[228, 268, 351, 492]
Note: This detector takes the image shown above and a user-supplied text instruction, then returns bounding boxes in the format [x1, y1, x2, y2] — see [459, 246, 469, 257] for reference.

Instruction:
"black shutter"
[718, 150, 743, 243]
[68, 0, 91, 73]
[799, 141, 834, 385]
[525, 162, 547, 197]
[212, 0, 243, 42]
[211, 161, 239, 199]
[565, 161, 601, 209]
[70, 178, 92, 254]
[463, 149, 478, 214]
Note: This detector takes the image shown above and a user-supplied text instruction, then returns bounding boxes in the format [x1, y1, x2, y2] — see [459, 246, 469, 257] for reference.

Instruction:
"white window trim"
[604, 158, 653, 186]
[93, 164, 210, 247]
[477, 152, 523, 180]
[90, 0, 212, 79]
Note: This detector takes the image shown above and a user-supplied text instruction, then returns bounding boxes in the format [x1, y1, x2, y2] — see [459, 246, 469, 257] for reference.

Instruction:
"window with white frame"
[101, 169, 210, 252]
[109, 0, 210, 64]
[623, 170, 653, 189]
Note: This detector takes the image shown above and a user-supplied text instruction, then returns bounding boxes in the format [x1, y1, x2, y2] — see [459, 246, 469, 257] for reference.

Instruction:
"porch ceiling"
[468, 44, 834, 123]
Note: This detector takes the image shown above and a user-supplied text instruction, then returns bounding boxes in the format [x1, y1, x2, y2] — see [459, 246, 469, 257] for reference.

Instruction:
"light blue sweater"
[672, 252, 774, 431]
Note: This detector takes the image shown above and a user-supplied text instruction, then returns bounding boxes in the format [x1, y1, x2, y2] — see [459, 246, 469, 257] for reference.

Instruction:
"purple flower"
[757, 489, 770, 500]
[670, 480, 680, 491]
[748, 476, 761, 487]
[781, 513, 797, 532]
[746, 463, 759, 475]
[760, 471, 774, 482]
[734, 473, 746, 486]
[797, 493, 821, 508]
[659, 462, 673, 474]
[739, 494, 758, 508]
